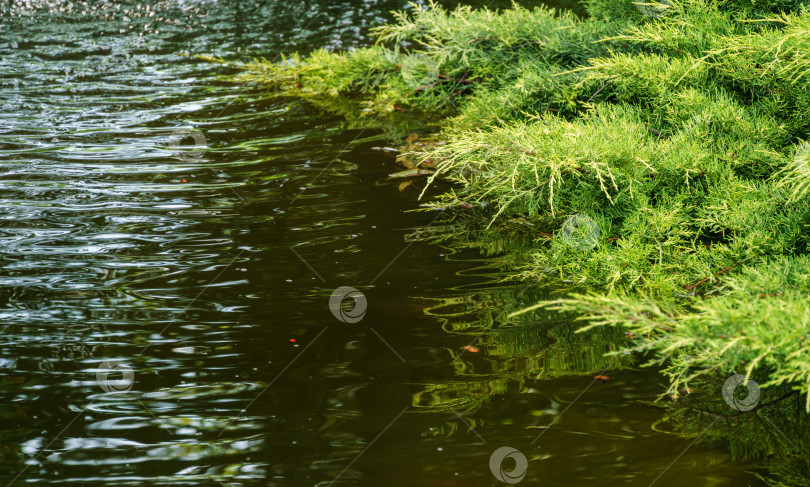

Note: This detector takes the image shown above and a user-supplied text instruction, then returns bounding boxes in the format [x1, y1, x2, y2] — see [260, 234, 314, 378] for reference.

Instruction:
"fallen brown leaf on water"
[398, 180, 414, 191]
[396, 154, 416, 169]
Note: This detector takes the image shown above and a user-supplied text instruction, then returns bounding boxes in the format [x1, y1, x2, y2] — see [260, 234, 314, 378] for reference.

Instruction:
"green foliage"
[237, 1, 637, 132]
[543, 256, 810, 399]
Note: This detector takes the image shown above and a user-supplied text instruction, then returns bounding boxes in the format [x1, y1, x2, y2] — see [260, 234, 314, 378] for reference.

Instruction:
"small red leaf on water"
[181, 179, 188, 183]
[289, 339, 297, 343]
[462, 345, 479, 353]
[593, 375, 611, 382]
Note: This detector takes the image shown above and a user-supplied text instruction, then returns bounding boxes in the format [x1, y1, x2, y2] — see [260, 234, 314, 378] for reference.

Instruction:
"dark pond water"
[0, 1, 766, 485]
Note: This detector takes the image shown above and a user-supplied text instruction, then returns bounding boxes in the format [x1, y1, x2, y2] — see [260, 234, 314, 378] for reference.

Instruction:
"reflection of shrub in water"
[659, 374, 809, 485]
[407, 283, 632, 414]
